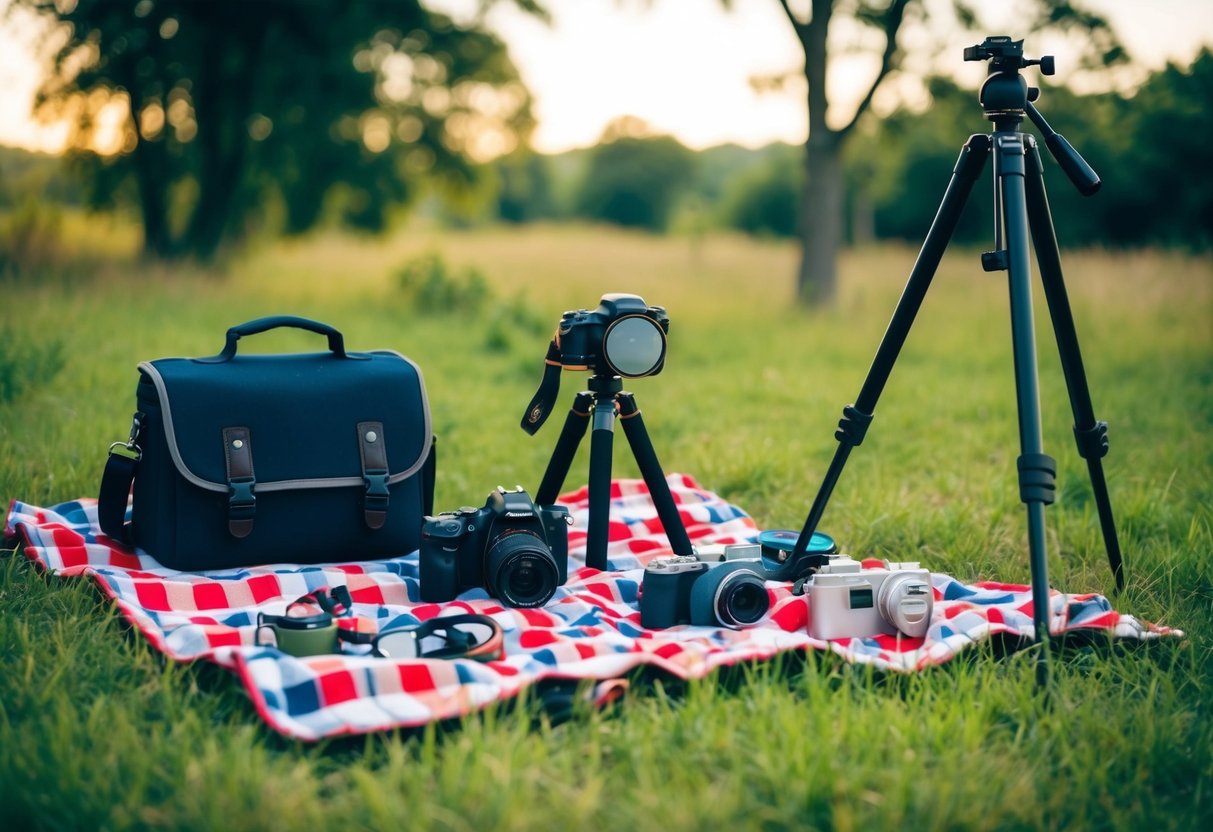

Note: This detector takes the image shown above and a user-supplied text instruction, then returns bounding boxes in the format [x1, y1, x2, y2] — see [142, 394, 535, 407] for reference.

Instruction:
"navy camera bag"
[99, 316, 435, 571]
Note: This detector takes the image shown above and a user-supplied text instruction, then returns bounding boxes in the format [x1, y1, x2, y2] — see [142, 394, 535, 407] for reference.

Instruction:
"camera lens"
[715, 570, 770, 627]
[876, 573, 933, 638]
[688, 561, 771, 629]
[603, 315, 666, 377]
[485, 531, 560, 608]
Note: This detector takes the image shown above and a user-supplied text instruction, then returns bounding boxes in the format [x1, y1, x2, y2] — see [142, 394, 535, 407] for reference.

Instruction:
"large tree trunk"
[794, 0, 841, 305]
[779, 0, 908, 306]
[182, 12, 264, 262]
[132, 141, 173, 259]
[798, 131, 843, 304]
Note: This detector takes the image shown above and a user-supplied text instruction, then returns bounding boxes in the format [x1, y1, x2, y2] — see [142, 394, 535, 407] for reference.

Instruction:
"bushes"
[0, 199, 65, 279]
[395, 250, 491, 315]
[394, 250, 546, 354]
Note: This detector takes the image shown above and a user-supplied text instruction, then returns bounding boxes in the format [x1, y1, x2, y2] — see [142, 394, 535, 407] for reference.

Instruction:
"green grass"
[2, 224, 1210, 830]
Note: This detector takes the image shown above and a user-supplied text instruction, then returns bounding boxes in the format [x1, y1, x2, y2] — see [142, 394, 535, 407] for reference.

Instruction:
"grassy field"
[1, 223, 1210, 830]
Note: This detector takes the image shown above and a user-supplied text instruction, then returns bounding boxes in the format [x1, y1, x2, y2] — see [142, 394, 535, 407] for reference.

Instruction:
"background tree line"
[6, 46, 1210, 264]
[490, 49, 1213, 251]
[2, 0, 1210, 283]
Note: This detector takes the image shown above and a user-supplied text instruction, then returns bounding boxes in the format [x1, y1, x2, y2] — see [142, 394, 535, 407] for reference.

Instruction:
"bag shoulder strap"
[98, 451, 137, 544]
[99, 411, 144, 545]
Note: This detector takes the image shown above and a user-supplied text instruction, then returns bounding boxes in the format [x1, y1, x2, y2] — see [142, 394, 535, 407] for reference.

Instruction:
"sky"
[1, 0, 1211, 156]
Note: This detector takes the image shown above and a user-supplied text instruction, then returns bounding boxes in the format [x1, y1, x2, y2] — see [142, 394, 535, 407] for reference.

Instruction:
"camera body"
[640, 546, 771, 630]
[419, 487, 570, 608]
[558, 293, 669, 378]
[807, 557, 933, 641]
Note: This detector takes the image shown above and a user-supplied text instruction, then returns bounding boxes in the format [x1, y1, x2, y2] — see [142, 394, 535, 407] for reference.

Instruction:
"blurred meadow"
[2, 0, 1212, 829]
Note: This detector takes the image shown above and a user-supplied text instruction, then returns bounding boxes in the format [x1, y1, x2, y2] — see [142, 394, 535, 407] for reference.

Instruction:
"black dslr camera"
[522, 293, 671, 435]
[419, 487, 571, 608]
[557, 293, 669, 378]
[639, 546, 771, 630]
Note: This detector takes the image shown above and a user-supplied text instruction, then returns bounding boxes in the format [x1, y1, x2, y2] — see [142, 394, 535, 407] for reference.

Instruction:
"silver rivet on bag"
[232, 439, 244, 449]
[365, 431, 378, 443]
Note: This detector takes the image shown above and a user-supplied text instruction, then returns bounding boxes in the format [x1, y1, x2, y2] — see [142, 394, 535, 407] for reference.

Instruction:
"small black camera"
[639, 549, 771, 629]
[557, 293, 669, 379]
[419, 487, 571, 608]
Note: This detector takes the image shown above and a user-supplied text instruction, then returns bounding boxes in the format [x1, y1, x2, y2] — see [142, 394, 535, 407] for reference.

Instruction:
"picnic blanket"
[4, 474, 1180, 741]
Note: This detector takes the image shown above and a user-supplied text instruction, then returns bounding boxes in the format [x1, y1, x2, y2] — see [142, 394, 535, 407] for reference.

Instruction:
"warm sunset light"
[2, 0, 1210, 157]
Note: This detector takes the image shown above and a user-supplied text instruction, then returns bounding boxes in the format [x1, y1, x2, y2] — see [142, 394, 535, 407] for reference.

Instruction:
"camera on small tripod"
[522, 293, 692, 571]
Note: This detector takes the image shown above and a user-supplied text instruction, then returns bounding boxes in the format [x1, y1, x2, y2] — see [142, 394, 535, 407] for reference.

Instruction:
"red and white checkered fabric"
[4, 474, 1181, 741]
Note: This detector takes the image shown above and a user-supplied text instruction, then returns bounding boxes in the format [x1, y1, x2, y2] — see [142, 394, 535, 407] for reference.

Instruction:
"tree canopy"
[574, 118, 696, 232]
[14, 0, 543, 261]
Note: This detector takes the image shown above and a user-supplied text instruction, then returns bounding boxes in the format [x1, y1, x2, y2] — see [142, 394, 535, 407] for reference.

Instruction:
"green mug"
[255, 611, 339, 657]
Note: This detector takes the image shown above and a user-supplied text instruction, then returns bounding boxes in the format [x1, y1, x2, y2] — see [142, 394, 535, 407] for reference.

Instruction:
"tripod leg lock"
[1017, 453, 1057, 505]
[835, 405, 874, 447]
[1073, 421, 1110, 460]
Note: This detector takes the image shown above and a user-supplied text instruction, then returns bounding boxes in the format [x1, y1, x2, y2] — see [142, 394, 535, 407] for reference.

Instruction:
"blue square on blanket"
[281, 678, 322, 715]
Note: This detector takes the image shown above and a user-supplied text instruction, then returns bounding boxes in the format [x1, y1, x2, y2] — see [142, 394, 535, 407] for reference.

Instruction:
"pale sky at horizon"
[2, 0, 1211, 156]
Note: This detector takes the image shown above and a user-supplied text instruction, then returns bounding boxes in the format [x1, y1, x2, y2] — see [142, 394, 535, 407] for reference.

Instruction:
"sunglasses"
[371, 614, 505, 662]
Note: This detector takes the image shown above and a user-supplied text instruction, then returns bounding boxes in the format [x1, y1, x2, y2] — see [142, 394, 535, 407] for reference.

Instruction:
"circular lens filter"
[757, 529, 837, 556]
[603, 315, 666, 377]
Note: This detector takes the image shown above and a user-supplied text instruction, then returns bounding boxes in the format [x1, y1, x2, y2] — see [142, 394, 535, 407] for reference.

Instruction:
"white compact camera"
[807, 557, 934, 641]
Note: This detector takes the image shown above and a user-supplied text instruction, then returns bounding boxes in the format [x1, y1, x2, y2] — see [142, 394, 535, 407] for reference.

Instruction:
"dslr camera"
[556, 293, 669, 379]
[640, 545, 771, 629]
[522, 292, 670, 435]
[419, 487, 571, 609]
[806, 557, 933, 641]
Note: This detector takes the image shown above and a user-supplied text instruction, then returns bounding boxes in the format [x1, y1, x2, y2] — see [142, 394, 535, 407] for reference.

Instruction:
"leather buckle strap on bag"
[99, 411, 144, 545]
[357, 421, 390, 529]
[223, 426, 256, 538]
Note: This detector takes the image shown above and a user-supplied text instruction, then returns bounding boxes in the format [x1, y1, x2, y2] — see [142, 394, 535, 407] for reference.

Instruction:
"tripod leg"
[535, 392, 593, 506]
[585, 397, 618, 571]
[617, 393, 694, 556]
[997, 133, 1056, 688]
[1024, 138, 1125, 592]
[788, 134, 993, 567]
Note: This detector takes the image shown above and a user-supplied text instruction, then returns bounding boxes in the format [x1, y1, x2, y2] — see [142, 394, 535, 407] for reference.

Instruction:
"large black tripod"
[788, 37, 1125, 685]
[534, 374, 693, 571]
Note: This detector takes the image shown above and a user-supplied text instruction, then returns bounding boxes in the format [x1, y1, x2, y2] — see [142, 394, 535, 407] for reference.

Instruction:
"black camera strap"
[520, 336, 564, 435]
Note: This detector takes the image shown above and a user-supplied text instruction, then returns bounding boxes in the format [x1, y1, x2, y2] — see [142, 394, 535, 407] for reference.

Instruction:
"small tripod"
[789, 37, 1125, 686]
[534, 374, 693, 571]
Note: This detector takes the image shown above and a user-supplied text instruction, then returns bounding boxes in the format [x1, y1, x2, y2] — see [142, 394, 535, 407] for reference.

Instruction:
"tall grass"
[1, 225, 1210, 830]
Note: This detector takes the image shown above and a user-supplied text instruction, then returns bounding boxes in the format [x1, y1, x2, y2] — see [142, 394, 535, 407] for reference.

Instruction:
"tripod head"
[965, 35, 1100, 196]
[965, 36, 1053, 120]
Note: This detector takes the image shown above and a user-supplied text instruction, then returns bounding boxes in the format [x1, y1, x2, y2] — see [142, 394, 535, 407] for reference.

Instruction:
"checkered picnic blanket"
[4, 474, 1180, 741]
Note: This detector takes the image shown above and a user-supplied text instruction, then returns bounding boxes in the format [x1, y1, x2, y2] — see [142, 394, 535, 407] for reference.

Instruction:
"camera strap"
[520, 335, 564, 435]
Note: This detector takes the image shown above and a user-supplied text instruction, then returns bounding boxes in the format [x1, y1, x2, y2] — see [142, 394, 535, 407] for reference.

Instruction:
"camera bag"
[98, 316, 435, 571]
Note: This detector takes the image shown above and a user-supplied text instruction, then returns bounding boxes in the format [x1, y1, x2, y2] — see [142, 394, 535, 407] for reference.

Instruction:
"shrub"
[395, 251, 491, 315]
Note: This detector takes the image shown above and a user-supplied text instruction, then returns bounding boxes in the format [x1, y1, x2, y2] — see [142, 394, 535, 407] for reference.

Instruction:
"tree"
[719, 144, 801, 238]
[574, 118, 696, 232]
[740, 0, 1123, 305]
[12, 0, 546, 261]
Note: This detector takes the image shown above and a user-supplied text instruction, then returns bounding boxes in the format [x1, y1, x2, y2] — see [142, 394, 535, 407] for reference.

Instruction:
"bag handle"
[208, 316, 347, 363]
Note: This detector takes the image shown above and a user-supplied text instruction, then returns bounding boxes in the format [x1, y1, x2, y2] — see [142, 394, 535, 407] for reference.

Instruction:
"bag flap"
[138, 350, 431, 493]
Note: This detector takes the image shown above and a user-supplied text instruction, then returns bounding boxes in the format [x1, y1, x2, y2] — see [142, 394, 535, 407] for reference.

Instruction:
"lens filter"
[603, 315, 666, 377]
